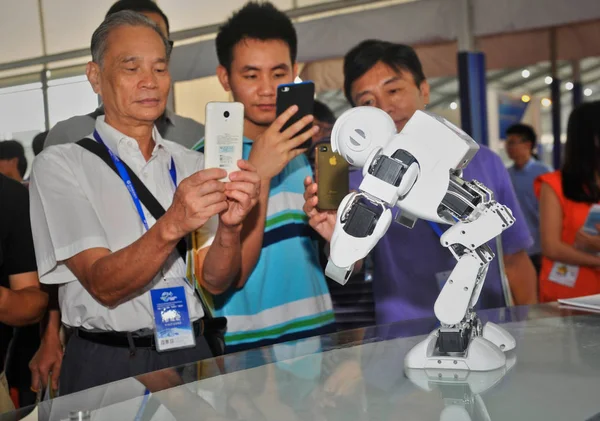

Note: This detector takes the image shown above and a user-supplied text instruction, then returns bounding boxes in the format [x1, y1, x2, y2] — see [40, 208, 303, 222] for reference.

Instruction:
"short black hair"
[506, 123, 537, 149]
[313, 100, 336, 124]
[0, 140, 27, 178]
[562, 101, 600, 203]
[106, 0, 170, 35]
[343, 40, 426, 105]
[216, 2, 297, 72]
[32, 131, 48, 156]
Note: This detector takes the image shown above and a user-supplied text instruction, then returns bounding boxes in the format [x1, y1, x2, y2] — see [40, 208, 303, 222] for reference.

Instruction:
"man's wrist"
[258, 177, 270, 189]
[41, 325, 61, 344]
[156, 213, 183, 245]
[217, 223, 243, 246]
[259, 178, 272, 197]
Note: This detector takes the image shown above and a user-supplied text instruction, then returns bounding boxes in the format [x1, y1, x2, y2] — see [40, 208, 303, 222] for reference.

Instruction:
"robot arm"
[324, 107, 516, 371]
[325, 192, 393, 284]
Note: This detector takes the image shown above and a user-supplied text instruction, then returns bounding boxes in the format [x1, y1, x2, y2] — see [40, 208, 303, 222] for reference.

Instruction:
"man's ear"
[86, 61, 102, 95]
[293, 62, 299, 80]
[420, 79, 431, 106]
[216, 65, 231, 92]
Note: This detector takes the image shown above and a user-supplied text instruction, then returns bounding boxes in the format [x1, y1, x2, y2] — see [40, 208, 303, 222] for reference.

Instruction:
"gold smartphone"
[315, 143, 349, 210]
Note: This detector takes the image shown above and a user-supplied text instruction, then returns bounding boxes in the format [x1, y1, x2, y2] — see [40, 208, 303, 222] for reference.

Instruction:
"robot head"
[330, 106, 397, 167]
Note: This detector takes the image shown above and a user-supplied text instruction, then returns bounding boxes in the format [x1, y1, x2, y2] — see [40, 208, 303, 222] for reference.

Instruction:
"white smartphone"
[204, 101, 244, 181]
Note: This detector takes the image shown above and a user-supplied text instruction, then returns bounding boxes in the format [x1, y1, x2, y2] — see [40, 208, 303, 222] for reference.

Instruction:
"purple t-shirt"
[350, 145, 533, 325]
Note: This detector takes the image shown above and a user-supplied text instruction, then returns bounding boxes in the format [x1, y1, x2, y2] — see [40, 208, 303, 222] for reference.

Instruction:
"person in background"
[194, 1, 334, 353]
[0, 173, 47, 414]
[43, 0, 204, 150]
[0, 141, 27, 183]
[505, 123, 551, 274]
[306, 100, 337, 169]
[0, 139, 40, 408]
[312, 100, 336, 144]
[304, 40, 538, 327]
[32, 131, 48, 156]
[536, 101, 600, 302]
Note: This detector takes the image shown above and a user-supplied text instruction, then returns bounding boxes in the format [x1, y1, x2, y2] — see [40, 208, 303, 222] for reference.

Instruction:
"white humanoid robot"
[325, 107, 516, 372]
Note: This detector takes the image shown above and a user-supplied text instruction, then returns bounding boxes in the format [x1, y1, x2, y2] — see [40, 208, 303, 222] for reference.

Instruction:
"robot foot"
[482, 322, 516, 352]
[404, 324, 510, 372]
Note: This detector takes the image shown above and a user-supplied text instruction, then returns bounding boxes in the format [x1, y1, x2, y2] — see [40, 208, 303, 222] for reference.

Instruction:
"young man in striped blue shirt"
[194, 2, 334, 353]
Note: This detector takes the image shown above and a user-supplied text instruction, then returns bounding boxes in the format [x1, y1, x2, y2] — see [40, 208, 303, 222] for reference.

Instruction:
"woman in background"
[536, 100, 600, 302]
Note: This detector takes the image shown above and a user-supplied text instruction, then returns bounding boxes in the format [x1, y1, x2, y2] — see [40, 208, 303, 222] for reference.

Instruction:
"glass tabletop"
[3, 303, 600, 421]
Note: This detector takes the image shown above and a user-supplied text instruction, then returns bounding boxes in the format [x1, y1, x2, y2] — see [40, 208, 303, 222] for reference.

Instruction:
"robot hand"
[325, 192, 393, 284]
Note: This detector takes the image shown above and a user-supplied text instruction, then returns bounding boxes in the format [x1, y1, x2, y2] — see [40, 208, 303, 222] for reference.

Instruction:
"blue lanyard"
[134, 389, 150, 421]
[427, 221, 444, 238]
[93, 130, 177, 230]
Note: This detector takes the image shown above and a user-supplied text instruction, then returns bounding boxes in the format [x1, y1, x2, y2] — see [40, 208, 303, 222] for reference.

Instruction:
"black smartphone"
[276, 81, 315, 149]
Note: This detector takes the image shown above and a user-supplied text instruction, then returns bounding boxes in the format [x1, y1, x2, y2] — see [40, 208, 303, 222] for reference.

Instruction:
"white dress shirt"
[30, 116, 216, 332]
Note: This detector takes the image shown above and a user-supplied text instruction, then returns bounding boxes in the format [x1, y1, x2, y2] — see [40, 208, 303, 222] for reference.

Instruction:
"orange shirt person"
[535, 101, 600, 301]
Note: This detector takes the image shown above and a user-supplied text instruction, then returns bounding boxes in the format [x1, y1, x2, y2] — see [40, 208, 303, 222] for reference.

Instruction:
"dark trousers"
[6, 324, 40, 407]
[59, 331, 213, 396]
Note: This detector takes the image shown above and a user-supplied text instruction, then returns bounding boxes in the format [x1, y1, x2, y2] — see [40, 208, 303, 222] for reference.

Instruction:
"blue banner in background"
[498, 93, 529, 140]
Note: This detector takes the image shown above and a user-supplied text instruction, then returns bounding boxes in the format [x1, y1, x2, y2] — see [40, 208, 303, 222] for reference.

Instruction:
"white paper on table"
[558, 293, 600, 312]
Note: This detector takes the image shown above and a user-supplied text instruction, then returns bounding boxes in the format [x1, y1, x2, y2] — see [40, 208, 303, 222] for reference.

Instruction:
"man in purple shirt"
[304, 40, 538, 325]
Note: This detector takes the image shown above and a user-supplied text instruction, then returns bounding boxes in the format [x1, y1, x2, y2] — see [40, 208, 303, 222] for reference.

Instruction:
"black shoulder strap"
[75, 138, 188, 261]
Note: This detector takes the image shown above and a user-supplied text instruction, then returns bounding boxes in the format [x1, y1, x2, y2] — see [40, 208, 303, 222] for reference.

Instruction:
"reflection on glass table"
[405, 352, 517, 421]
[2, 303, 600, 421]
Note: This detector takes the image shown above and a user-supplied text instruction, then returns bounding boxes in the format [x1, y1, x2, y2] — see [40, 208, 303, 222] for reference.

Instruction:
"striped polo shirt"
[193, 137, 334, 352]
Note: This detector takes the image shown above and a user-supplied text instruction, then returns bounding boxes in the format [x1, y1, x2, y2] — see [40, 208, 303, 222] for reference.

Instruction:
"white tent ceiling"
[2, 0, 599, 82]
[1, 0, 599, 111]
[0, 0, 343, 64]
[168, 0, 600, 82]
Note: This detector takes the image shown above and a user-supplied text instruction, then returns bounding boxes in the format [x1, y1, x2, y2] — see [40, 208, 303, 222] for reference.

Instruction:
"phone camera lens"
[224, 111, 230, 118]
[320, 146, 327, 152]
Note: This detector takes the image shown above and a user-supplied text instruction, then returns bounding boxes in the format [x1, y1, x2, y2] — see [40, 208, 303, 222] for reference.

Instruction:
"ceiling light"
[541, 98, 552, 107]
[450, 102, 458, 110]
[584, 88, 593, 97]
[521, 69, 530, 78]
[521, 94, 531, 103]
[545, 76, 553, 84]
[565, 82, 574, 91]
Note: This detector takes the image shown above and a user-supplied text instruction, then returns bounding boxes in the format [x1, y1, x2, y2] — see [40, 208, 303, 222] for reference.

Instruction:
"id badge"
[548, 262, 579, 288]
[150, 286, 196, 352]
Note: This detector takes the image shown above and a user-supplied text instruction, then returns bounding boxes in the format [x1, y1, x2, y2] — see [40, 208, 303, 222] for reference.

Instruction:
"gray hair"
[91, 10, 172, 67]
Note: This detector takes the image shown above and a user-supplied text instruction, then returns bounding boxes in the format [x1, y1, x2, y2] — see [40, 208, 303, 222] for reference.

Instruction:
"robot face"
[330, 106, 397, 167]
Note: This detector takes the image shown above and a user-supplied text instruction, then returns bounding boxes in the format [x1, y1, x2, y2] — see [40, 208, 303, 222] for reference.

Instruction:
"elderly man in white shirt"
[29, 10, 260, 396]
